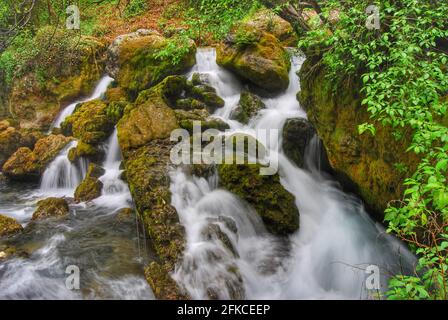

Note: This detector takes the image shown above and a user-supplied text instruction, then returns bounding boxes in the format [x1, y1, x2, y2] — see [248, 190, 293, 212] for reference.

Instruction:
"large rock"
[0, 120, 40, 167]
[74, 164, 105, 202]
[32, 197, 69, 220]
[217, 163, 299, 235]
[282, 118, 316, 167]
[7, 27, 105, 131]
[230, 90, 265, 124]
[61, 99, 115, 145]
[298, 60, 422, 217]
[0, 214, 23, 237]
[106, 29, 196, 97]
[2, 134, 72, 181]
[217, 27, 291, 92]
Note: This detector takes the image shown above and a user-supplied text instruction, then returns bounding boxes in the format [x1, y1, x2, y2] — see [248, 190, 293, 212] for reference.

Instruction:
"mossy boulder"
[179, 118, 230, 134]
[68, 141, 103, 163]
[298, 60, 422, 217]
[145, 262, 189, 300]
[282, 118, 316, 167]
[74, 164, 105, 202]
[0, 214, 23, 237]
[217, 29, 290, 93]
[106, 29, 196, 97]
[7, 28, 105, 131]
[217, 163, 299, 235]
[230, 90, 265, 124]
[32, 197, 69, 220]
[0, 120, 40, 167]
[2, 134, 71, 181]
[61, 99, 115, 145]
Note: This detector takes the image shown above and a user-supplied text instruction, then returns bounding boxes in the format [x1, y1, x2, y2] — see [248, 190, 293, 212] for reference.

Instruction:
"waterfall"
[39, 141, 85, 195]
[51, 76, 114, 129]
[170, 48, 416, 299]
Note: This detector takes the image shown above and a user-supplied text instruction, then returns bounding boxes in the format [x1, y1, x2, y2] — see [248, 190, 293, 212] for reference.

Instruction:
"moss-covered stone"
[230, 90, 265, 124]
[217, 29, 291, 92]
[217, 163, 299, 235]
[145, 262, 189, 300]
[0, 120, 40, 167]
[61, 99, 115, 145]
[282, 118, 316, 167]
[74, 163, 105, 202]
[106, 29, 196, 97]
[2, 134, 71, 181]
[298, 60, 422, 218]
[179, 118, 230, 134]
[32, 197, 69, 220]
[0, 214, 23, 237]
[7, 29, 105, 131]
[68, 141, 103, 163]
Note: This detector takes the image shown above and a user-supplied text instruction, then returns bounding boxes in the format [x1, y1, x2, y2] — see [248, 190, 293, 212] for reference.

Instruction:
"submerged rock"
[32, 197, 69, 220]
[74, 164, 105, 202]
[0, 214, 23, 237]
[217, 163, 299, 235]
[2, 134, 72, 181]
[217, 27, 291, 93]
[282, 118, 316, 167]
[106, 29, 196, 97]
[230, 90, 266, 124]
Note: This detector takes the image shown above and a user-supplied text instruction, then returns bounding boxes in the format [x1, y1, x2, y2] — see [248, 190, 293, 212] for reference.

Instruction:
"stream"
[0, 48, 415, 300]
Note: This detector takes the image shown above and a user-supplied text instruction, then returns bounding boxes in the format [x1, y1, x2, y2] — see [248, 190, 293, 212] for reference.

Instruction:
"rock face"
[2, 134, 72, 181]
[6, 28, 105, 131]
[217, 163, 299, 235]
[217, 25, 291, 92]
[106, 29, 196, 97]
[298, 60, 421, 217]
[282, 118, 316, 167]
[230, 90, 265, 124]
[74, 164, 105, 202]
[0, 120, 40, 168]
[32, 197, 69, 220]
[0, 214, 23, 237]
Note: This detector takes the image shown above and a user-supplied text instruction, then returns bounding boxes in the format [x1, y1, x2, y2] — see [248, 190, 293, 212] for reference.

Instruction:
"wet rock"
[201, 223, 238, 257]
[282, 118, 316, 167]
[230, 90, 266, 124]
[68, 141, 103, 163]
[144, 262, 189, 300]
[115, 208, 134, 223]
[179, 118, 230, 134]
[217, 27, 291, 92]
[32, 197, 69, 220]
[2, 134, 72, 181]
[218, 163, 299, 235]
[0, 214, 23, 237]
[74, 164, 105, 202]
[106, 29, 196, 97]
[191, 73, 211, 86]
[61, 99, 115, 145]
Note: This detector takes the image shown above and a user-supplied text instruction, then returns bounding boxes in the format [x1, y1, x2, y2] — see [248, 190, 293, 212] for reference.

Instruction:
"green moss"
[217, 163, 299, 235]
[68, 141, 102, 162]
[32, 197, 69, 220]
[74, 163, 105, 202]
[144, 262, 189, 300]
[230, 90, 265, 124]
[0, 214, 23, 237]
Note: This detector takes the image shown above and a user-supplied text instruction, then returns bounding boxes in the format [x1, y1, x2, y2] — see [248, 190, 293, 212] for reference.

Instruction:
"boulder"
[2, 134, 71, 181]
[282, 118, 316, 167]
[0, 120, 39, 167]
[61, 99, 115, 145]
[0, 214, 23, 237]
[32, 197, 69, 220]
[145, 262, 189, 300]
[217, 163, 299, 235]
[217, 28, 291, 93]
[106, 29, 196, 97]
[68, 141, 103, 163]
[230, 90, 265, 124]
[298, 60, 423, 217]
[74, 164, 105, 202]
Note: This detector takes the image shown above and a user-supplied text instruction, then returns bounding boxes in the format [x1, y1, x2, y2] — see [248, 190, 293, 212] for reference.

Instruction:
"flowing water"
[169, 48, 416, 300]
[0, 48, 415, 300]
[0, 78, 153, 299]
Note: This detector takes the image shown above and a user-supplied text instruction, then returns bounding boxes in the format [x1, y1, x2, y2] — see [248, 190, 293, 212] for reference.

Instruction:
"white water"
[51, 76, 114, 129]
[170, 48, 416, 299]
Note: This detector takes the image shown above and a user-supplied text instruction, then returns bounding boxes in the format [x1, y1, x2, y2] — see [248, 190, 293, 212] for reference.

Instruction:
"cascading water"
[51, 76, 114, 129]
[170, 48, 416, 299]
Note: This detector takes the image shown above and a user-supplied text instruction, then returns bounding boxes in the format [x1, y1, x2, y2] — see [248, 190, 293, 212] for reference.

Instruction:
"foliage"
[154, 32, 194, 66]
[298, 0, 448, 299]
[123, 0, 148, 19]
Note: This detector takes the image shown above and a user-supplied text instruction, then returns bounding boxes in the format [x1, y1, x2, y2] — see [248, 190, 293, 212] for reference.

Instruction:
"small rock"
[0, 214, 23, 237]
[32, 197, 69, 220]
